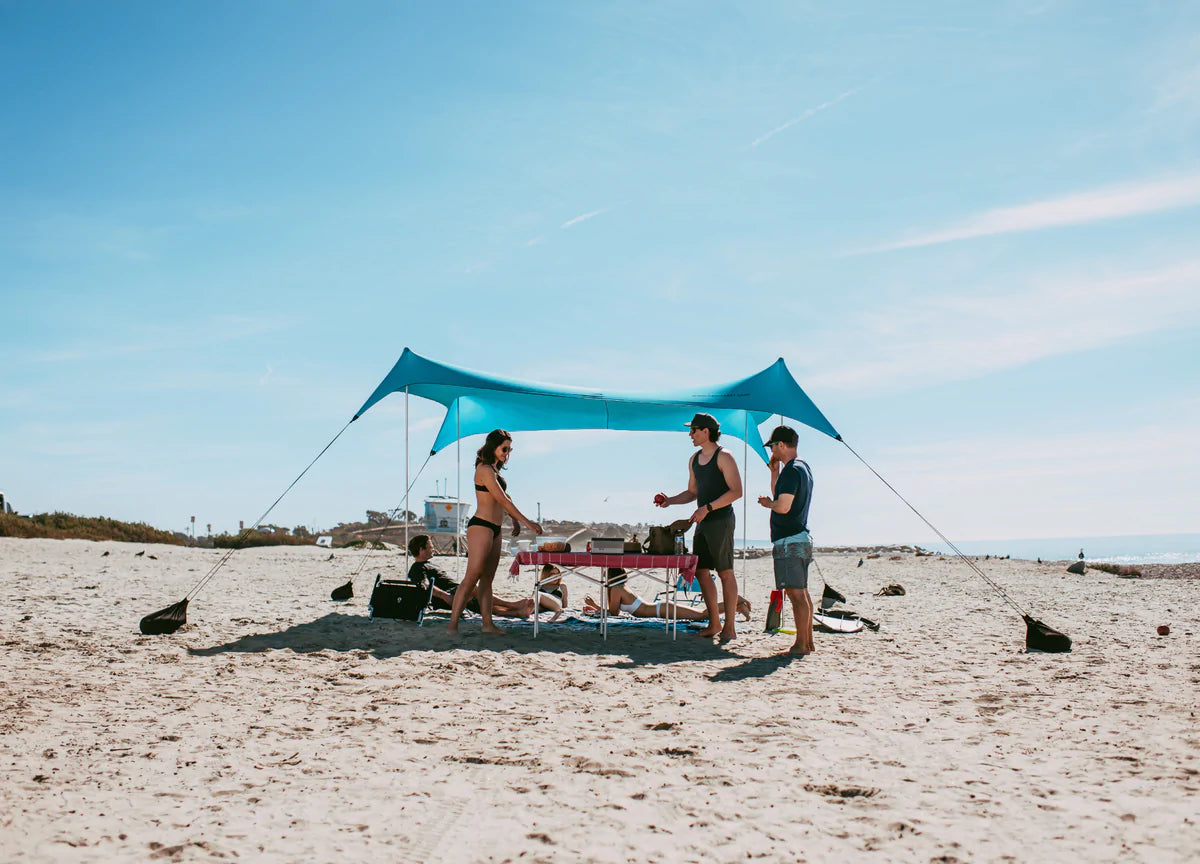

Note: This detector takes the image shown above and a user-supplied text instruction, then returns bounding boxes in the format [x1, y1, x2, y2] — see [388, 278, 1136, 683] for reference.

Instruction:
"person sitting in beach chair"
[407, 535, 535, 619]
[583, 568, 750, 622]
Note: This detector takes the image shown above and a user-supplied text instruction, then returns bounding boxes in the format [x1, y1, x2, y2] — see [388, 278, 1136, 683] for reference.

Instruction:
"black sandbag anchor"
[330, 580, 353, 601]
[1024, 615, 1071, 653]
[139, 598, 189, 635]
[821, 584, 847, 609]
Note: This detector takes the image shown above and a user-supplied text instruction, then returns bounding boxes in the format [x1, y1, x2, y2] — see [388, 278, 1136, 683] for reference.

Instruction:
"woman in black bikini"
[447, 429, 543, 635]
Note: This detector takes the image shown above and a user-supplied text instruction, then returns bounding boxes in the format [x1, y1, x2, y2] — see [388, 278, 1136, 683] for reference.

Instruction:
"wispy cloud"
[806, 257, 1200, 394]
[749, 87, 862, 148]
[560, 208, 609, 230]
[22, 315, 291, 364]
[868, 172, 1200, 252]
[1149, 33, 1200, 114]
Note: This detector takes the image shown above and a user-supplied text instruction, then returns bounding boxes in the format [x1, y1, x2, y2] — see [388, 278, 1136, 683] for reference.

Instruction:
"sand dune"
[1, 537, 1196, 862]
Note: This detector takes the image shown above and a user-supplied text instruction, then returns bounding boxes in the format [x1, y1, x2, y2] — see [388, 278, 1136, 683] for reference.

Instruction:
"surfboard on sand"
[775, 612, 864, 635]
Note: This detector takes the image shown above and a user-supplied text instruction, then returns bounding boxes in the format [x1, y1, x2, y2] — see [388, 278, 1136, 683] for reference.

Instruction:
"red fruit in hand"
[654, 493, 667, 505]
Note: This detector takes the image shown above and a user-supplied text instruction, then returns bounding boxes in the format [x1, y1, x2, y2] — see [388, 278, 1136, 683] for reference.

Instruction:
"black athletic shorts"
[694, 513, 735, 572]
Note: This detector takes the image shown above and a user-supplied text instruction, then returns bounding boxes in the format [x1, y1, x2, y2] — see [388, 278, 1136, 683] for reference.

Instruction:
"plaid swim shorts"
[773, 531, 813, 590]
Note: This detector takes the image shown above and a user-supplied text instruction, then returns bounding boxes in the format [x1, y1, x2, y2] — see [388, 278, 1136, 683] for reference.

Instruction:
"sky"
[3, 1, 1199, 546]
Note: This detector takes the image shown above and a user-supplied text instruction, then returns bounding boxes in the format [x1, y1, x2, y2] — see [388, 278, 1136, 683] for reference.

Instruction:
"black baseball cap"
[763, 425, 798, 447]
[684, 412, 719, 432]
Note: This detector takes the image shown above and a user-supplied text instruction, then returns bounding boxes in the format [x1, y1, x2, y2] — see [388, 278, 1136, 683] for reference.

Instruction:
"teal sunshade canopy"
[354, 349, 839, 462]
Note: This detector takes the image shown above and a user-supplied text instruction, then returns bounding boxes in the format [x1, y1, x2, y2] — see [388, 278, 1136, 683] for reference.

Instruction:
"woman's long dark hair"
[475, 429, 512, 468]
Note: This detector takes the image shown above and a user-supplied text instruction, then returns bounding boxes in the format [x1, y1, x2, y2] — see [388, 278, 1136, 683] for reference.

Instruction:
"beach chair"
[655, 572, 703, 606]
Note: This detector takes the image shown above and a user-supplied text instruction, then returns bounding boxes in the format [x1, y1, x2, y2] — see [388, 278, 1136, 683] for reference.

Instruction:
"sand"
[1, 537, 1197, 863]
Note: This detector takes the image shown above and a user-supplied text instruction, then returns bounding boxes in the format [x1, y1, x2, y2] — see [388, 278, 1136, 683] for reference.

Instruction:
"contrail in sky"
[750, 87, 862, 148]
[560, 208, 609, 229]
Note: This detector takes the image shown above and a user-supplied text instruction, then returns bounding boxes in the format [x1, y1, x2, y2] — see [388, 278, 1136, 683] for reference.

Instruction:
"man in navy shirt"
[756, 425, 815, 656]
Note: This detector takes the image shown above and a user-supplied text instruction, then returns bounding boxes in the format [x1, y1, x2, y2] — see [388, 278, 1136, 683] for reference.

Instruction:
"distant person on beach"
[654, 412, 743, 643]
[446, 430, 543, 635]
[407, 535, 534, 618]
[756, 425, 815, 657]
[581, 568, 750, 622]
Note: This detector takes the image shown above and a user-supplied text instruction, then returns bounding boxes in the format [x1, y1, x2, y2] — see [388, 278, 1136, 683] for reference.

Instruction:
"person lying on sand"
[407, 534, 535, 619]
[581, 568, 750, 623]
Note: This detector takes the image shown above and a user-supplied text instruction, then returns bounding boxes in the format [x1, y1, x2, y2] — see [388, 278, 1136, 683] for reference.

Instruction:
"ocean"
[737, 533, 1200, 564]
[918, 533, 1200, 565]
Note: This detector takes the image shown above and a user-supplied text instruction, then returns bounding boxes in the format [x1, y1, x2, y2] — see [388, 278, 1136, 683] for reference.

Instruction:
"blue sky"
[3, 1, 1198, 545]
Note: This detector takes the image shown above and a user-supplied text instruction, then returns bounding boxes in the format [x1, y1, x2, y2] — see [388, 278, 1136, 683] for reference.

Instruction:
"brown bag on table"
[643, 520, 692, 555]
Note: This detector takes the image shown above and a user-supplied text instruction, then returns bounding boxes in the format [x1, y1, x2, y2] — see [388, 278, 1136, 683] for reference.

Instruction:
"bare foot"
[481, 625, 507, 635]
[785, 643, 813, 656]
[718, 630, 737, 645]
[694, 627, 720, 639]
[446, 624, 460, 636]
[517, 599, 535, 619]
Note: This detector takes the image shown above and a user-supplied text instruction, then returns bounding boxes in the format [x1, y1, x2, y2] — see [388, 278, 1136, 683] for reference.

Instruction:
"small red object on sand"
[1157, 625, 1170, 636]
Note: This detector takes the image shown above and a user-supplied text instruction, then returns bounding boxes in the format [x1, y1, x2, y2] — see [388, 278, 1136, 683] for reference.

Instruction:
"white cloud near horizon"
[749, 87, 862, 148]
[867, 172, 1200, 252]
[806, 257, 1200, 394]
[817, 409, 1200, 540]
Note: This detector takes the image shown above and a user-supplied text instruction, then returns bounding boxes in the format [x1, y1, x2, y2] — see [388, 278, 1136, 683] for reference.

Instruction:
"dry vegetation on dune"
[0, 512, 185, 545]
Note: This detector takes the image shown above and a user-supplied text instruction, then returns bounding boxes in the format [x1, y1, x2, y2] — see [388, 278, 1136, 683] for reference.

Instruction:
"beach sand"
[1, 537, 1197, 862]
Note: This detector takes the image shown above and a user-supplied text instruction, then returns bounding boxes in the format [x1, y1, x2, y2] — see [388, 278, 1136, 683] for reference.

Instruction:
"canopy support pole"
[741, 413, 748, 599]
[456, 401, 462, 579]
[404, 386, 410, 571]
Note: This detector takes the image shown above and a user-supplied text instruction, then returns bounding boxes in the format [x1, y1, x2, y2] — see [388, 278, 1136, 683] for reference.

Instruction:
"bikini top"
[474, 469, 508, 493]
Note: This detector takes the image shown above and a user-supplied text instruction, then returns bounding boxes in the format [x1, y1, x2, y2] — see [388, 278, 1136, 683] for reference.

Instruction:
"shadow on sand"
[708, 654, 800, 682]
[186, 612, 736, 666]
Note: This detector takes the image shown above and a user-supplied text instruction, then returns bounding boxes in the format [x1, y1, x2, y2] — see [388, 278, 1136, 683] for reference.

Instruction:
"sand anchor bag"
[1023, 615, 1072, 653]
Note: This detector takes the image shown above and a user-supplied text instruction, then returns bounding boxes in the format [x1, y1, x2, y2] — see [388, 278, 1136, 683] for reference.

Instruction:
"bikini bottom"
[466, 516, 501, 538]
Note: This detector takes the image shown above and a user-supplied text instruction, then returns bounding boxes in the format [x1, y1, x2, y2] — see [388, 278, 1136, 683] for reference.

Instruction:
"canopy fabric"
[354, 348, 839, 461]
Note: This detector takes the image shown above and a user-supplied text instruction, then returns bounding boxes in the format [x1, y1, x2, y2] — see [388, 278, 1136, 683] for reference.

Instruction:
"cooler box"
[591, 537, 626, 554]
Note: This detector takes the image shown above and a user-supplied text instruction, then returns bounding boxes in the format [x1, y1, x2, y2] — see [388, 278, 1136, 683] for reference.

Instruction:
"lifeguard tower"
[422, 494, 471, 555]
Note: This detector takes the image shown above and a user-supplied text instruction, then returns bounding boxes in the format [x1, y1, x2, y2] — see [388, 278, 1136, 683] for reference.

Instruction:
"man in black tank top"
[653, 413, 743, 643]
